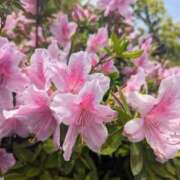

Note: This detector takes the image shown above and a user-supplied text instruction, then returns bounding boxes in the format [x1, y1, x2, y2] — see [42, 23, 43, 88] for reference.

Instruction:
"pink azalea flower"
[51, 79, 117, 161]
[5, 86, 59, 144]
[123, 75, 180, 162]
[50, 51, 92, 94]
[87, 27, 108, 53]
[0, 37, 29, 109]
[97, 0, 136, 18]
[0, 148, 16, 173]
[21, 0, 37, 15]
[51, 13, 77, 47]
[123, 68, 146, 95]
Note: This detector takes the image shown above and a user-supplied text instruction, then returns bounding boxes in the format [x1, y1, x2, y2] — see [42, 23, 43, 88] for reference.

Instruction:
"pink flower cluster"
[123, 75, 180, 162]
[122, 36, 180, 162]
[0, 35, 116, 171]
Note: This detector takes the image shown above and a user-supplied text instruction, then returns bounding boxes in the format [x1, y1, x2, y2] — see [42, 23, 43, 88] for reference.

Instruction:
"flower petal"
[127, 92, 156, 116]
[123, 118, 145, 142]
[63, 125, 79, 161]
[81, 123, 108, 152]
[0, 148, 16, 173]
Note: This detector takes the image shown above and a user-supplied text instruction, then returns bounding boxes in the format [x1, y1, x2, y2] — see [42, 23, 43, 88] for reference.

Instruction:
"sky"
[88, 0, 180, 22]
[164, 0, 180, 22]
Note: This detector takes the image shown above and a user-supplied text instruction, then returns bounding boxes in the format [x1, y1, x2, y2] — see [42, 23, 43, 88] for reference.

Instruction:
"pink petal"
[88, 73, 110, 92]
[87, 27, 108, 52]
[51, 93, 77, 125]
[25, 49, 50, 90]
[81, 123, 108, 152]
[123, 68, 146, 95]
[127, 92, 156, 116]
[0, 87, 13, 110]
[67, 51, 92, 93]
[123, 118, 145, 142]
[53, 125, 61, 149]
[18, 105, 57, 141]
[94, 104, 117, 123]
[78, 80, 106, 108]
[63, 125, 79, 161]
[0, 148, 16, 173]
[101, 60, 118, 74]
[0, 110, 29, 139]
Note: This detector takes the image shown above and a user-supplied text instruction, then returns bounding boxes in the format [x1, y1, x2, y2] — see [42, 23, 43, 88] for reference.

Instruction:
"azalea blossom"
[51, 13, 77, 47]
[87, 27, 108, 53]
[0, 37, 29, 110]
[4, 86, 59, 146]
[97, 0, 136, 18]
[123, 75, 180, 162]
[51, 79, 117, 161]
[0, 148, 16, 173]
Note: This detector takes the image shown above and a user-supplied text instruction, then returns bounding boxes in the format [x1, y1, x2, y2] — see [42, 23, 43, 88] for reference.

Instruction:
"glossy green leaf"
[122, 50, 143, 59]
[42, 139, 57, 154]
[40, 171, 52, 180]
[130, 143, 143, 176]
[101, 129, 123, 155]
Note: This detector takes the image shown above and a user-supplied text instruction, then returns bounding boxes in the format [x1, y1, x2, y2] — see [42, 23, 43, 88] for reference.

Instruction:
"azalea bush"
[0, 0, 180, 179]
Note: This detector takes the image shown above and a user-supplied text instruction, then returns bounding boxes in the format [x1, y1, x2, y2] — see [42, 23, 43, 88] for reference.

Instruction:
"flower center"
[76, 110, 93, 127]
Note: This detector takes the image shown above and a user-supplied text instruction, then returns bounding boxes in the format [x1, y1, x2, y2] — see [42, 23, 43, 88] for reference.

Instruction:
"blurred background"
[83, 0, 180, 64]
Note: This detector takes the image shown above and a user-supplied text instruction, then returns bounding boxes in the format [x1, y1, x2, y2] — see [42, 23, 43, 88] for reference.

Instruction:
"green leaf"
[130, 143, 143, 176]
[42, 139, 56, 154]
[101, 129, 123, 155]
[111, 33, 129, 56]
[122, 50, 143, 59]
[13, 144, 34, 163]
[25, 167, 41, 178]
[85, 171, 98, 180]
[40, 171, 52, 180]
[151, 164, 176, 179]
[4, 173, 27, 180]
[117, 109, 132, 125]
[44, 153, 60, 169]
[32, 144, 42, 162]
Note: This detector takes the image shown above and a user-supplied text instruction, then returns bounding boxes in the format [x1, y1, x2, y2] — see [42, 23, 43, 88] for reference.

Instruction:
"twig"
[35, 0, 40, 48]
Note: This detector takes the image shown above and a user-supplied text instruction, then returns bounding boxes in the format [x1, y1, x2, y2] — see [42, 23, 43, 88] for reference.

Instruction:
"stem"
[35, 0, 40, 48]
[90, 54, 112, 73]
[111, 92, 126, 112]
